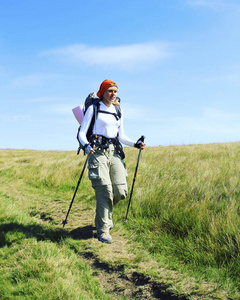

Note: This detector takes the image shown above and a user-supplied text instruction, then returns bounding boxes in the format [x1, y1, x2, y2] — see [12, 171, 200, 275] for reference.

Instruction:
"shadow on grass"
[0, 222, 94, 248]
[0, 222, 188, 300]
[69, 225, 94, 240]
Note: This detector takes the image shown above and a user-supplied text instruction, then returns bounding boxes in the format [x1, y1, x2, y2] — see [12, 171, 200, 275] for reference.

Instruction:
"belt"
[90, 135, 118, 146]
[89, 135, 125, 159]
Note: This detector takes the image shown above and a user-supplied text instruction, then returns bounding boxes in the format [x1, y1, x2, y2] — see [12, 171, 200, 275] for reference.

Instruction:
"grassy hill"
[0, 144, 240, 299]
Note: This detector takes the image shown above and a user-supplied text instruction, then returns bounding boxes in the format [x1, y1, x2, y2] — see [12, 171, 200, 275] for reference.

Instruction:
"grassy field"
[0, 143, 240, 299]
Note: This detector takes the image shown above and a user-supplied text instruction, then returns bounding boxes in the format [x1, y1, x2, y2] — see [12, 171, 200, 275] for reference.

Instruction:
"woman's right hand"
[85, 144, 95, 155]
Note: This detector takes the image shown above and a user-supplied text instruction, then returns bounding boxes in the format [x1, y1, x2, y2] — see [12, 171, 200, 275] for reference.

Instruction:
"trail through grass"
[0, 144, 240, 299]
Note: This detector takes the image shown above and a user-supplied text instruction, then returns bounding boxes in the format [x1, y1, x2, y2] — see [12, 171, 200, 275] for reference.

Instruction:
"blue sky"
[1, 0, 240, 150]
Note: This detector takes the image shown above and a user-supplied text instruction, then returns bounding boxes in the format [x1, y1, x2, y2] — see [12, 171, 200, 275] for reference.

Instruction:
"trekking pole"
[62, 156, 88, 228]
[124, 136, 145, 223]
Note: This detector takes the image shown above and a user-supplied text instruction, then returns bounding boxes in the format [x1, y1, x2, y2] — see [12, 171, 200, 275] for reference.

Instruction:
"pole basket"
[62, 220, 68, 227]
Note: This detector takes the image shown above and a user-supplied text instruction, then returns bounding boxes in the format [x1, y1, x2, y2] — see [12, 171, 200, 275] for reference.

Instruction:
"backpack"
[74, 92, 122, 154]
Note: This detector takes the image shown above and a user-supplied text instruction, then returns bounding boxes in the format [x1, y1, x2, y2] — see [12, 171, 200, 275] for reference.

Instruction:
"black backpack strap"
[114, 105, 122, 120]
[97, 105, 122, 120]
[86, 102, 121, 141]
[97, 110, 121, 120]
[86, 101, 99, 140]
[76, 126, 82, 155]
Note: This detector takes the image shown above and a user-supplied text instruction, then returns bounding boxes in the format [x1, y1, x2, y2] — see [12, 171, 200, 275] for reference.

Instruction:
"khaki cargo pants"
[88, 144, 128, 234]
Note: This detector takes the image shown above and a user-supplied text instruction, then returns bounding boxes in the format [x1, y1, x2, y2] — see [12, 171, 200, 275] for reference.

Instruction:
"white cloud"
[187, 0, 240, 9]
[187, 0, 229, 7]
[40, 42, 171, 71]
[0, 115, 31, 122]
[12, 73, 60, 88]
[187, 0, 222, 5]
[203, 107, 240, 121]
[172, 107, 240, 134]
[25, 96, 79, 104]
[45, 104, 75, 115]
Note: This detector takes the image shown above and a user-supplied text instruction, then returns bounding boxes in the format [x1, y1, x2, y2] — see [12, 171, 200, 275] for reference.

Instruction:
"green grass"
[0, 194, 111, 300]
[0, 238, 101, 300]
[121, 144, 240, 296]
[0, 144, 240, 299]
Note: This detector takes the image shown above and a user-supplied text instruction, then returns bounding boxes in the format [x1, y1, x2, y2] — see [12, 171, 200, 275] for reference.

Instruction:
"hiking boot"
[97, 232, 112, 244]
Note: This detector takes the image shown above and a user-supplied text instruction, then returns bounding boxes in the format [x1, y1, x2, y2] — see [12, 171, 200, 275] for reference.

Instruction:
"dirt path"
[54, 203, 226, 300]
[68, 222, 184, 300]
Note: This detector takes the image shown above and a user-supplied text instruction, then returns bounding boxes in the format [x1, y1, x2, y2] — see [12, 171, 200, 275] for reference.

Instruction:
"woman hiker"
[78, 79, 145, 244]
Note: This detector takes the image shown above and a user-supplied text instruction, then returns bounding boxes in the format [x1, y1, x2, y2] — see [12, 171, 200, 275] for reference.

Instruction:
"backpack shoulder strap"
[114, 104, 122, 120]
[97, 100, 122, 121]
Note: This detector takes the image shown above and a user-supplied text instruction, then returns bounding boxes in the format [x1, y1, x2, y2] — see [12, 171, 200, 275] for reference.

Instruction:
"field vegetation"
[0, 143, 240, 299]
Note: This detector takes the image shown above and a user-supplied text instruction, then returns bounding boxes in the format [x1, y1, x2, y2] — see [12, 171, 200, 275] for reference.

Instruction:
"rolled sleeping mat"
[72, 105, 84, 125]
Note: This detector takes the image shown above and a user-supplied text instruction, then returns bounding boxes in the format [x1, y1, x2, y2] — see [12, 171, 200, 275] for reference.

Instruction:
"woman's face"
[102, 88, 118, 106]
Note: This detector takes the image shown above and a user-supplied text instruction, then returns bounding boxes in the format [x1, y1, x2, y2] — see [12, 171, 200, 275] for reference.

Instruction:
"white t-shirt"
[78, 101, 135, 147]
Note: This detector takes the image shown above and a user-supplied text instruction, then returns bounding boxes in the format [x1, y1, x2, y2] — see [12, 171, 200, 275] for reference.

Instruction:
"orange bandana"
[97, 79, 118, 99]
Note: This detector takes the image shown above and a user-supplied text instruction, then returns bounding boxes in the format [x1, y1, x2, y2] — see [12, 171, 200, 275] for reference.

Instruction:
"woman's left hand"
[134, 137, 146, 150]
[140, 142, 145, 150]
